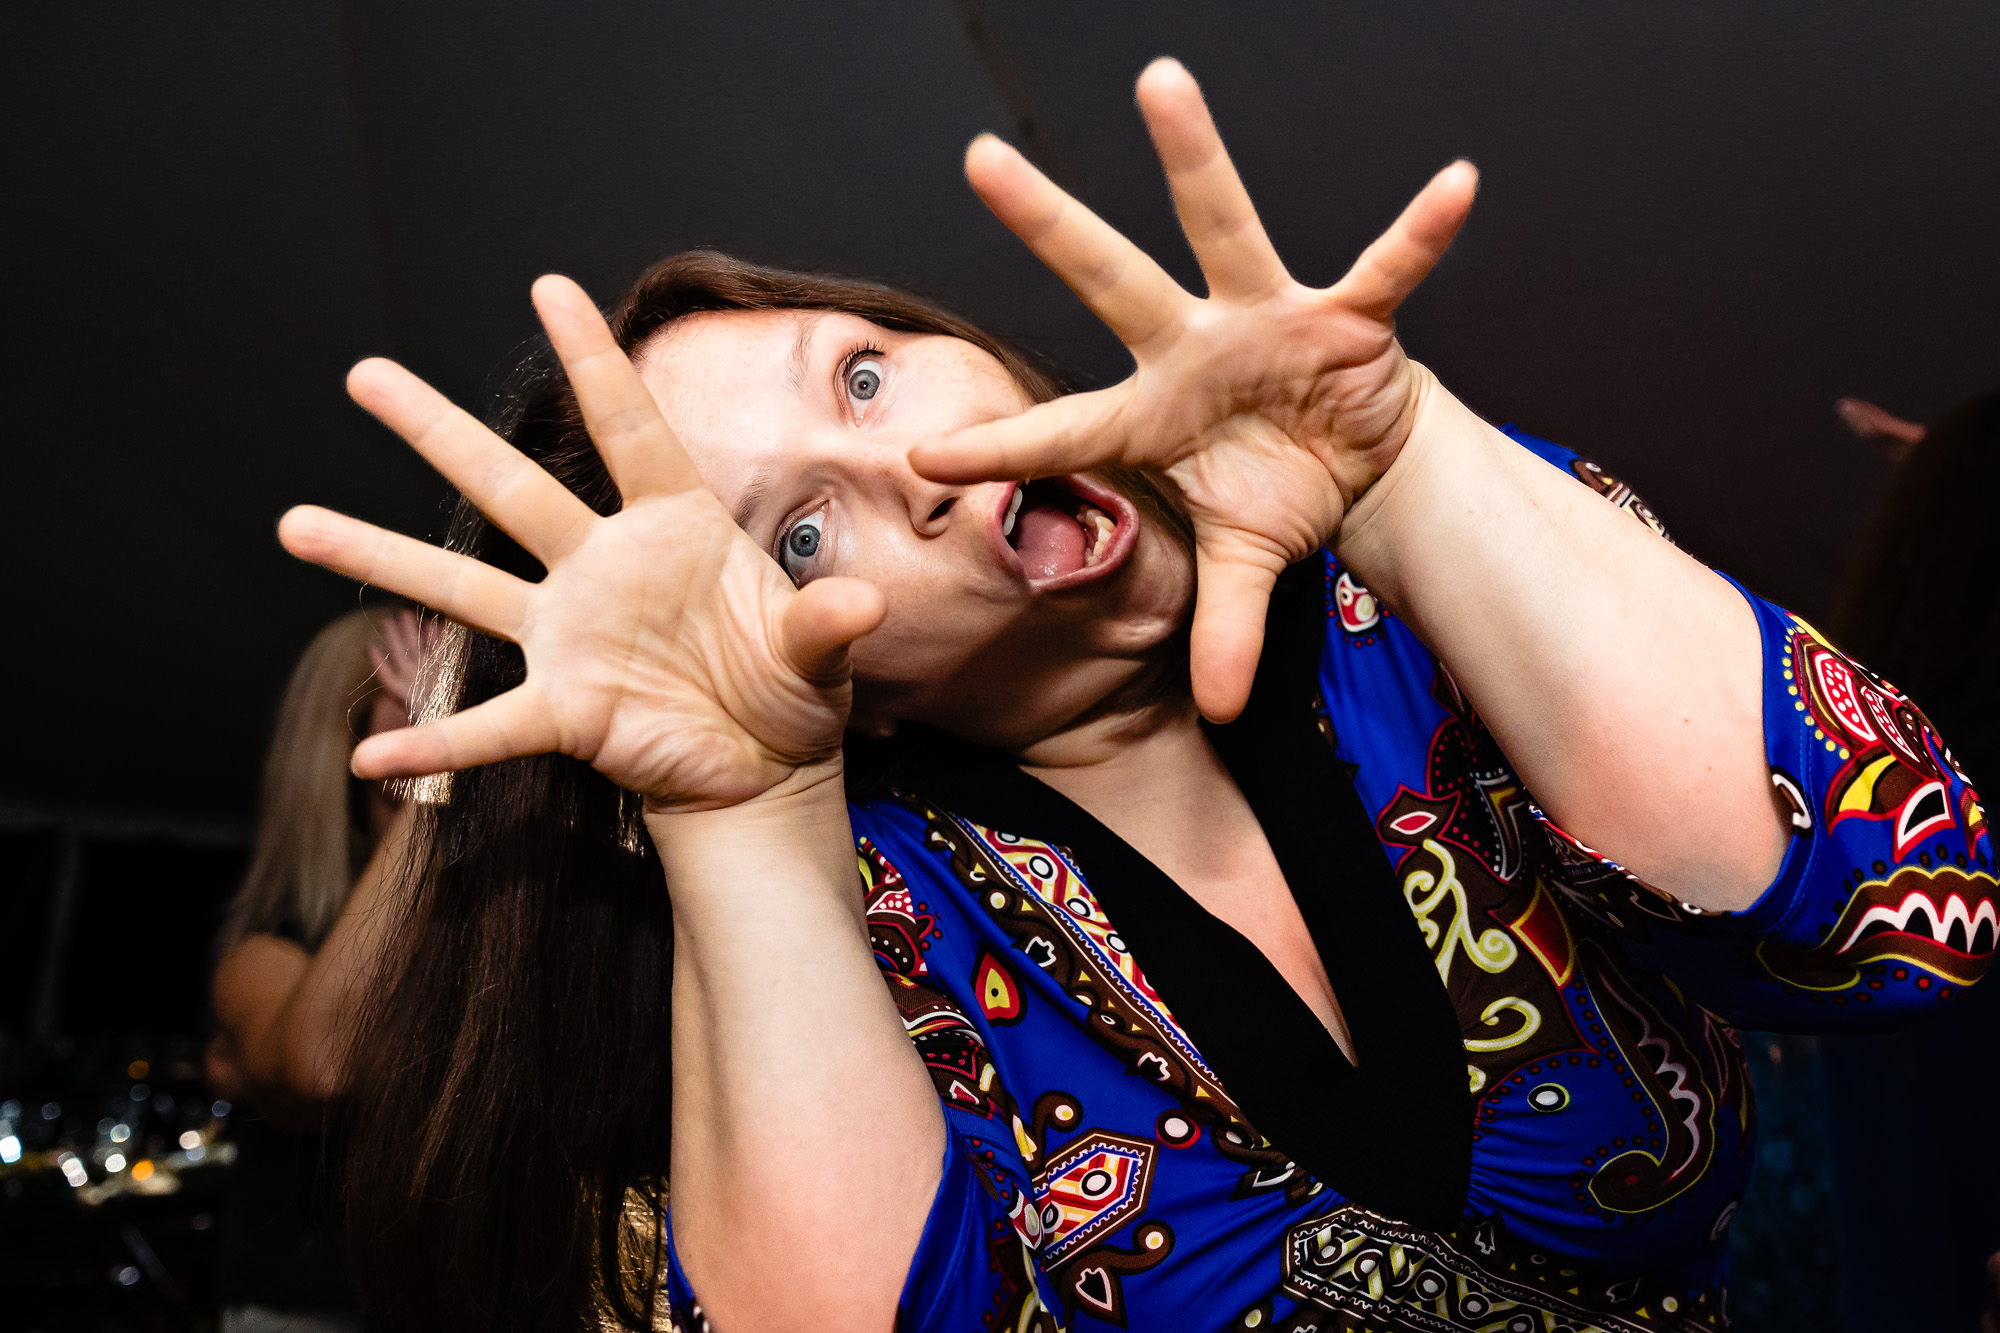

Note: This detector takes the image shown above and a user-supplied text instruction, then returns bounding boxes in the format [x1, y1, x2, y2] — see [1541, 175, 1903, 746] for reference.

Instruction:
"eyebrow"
[735, 314, 822, 535]
[783, 313, 823, 395]
[730, 466, 776, 534]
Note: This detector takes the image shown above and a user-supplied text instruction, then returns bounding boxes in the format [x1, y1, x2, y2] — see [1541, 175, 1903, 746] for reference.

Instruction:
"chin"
[859, 602, 1192, 751]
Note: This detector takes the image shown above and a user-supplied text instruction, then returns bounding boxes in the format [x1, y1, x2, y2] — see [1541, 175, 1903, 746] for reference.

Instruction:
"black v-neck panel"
[894, 563, 1472, 1229]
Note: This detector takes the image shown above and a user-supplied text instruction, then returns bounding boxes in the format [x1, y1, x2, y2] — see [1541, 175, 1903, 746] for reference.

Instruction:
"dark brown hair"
[340, 252, 1096, 1332]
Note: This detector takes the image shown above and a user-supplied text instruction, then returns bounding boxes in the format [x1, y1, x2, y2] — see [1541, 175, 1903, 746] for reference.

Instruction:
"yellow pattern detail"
[1403, 838, 1517, 985]
[1463, 996, 1542, 1053]
[1836, 753, 1900, 815]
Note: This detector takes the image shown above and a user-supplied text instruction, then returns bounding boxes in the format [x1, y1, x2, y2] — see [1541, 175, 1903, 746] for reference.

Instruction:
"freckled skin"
[634, 310, 1193, 748]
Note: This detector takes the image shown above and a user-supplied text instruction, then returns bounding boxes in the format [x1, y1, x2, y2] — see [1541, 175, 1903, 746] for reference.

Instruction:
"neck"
[1015, 694, 1261, 890]
[1009, 677, 1355, 1061]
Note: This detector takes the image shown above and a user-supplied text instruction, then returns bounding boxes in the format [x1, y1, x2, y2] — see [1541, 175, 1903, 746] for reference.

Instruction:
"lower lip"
[991, 474, 1141, 591]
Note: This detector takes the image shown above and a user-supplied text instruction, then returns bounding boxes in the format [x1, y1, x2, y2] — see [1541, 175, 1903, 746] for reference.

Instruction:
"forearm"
[1337, 371, 1785, 909]
[210, 936, 312, 1122]
[652, 763, 944, 1332]
[219, 803, 419, 1105]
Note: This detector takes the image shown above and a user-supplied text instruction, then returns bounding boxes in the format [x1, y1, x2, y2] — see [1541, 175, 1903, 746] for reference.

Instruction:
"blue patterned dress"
[668, 430, 1995, 1333]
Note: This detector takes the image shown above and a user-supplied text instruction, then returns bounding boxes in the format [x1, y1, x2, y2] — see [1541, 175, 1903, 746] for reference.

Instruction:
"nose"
[868, 444, 964, 537]
[913, 489, 960, 536]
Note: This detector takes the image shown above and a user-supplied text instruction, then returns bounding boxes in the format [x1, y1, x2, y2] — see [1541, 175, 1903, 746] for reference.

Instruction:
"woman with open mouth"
[280, 59, 1993, 1333]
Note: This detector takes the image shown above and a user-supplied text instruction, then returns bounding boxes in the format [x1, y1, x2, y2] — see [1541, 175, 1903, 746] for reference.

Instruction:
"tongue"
[1014, 503, 1087, 579]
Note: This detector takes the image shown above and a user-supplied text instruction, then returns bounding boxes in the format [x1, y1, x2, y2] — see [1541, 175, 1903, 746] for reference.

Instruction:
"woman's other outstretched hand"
[284, 282, 941, 1332]
[366, 606, 427, 711]
[909, 57, 1476, 723]
[279, 276, 886, 812]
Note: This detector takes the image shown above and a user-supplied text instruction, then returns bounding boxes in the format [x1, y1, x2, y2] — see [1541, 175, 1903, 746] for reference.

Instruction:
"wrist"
[1334, 369, 1490, 598]
[643, 758, 861, 910]
[642, 756, 849, 828]
[1334, 359, 1443, 512]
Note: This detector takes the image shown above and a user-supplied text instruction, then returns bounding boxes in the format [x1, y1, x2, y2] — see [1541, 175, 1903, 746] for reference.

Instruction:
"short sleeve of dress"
[657, 812, 1061, 1333]
[1498, 427, 1998, 1033]
[661, 1132, 1043, 1333]
[850, 820, 1062, 1330]
[894, 1134, 1050, 1331]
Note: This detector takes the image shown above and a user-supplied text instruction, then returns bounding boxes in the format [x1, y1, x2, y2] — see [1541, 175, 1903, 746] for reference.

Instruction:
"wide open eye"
[846, 357, 883, 405]
[779, 510, 825, 582]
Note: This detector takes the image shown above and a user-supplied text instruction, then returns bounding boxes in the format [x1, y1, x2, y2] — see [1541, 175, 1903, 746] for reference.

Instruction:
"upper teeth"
[1002, 484, 1025, 538]
[1080, 504, 1115, 565]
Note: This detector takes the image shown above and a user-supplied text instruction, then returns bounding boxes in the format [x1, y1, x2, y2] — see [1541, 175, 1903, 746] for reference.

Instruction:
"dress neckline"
[891, 559, 1472, 1229]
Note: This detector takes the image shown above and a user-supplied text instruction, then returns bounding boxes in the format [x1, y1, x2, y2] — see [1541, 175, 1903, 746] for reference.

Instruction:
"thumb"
[778, 577, 888, 685]
[1188, 538, 1287, 723]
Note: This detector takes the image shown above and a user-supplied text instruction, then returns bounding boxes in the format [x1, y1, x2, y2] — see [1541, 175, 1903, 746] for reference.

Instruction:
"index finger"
[910, 383, 1134, 484]
[964, 135, 1193, 355]
[531, 274, 704, 501]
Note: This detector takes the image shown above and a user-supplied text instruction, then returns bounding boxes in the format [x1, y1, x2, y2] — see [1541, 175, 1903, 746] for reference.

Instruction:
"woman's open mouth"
[992, 474, 1139, 590]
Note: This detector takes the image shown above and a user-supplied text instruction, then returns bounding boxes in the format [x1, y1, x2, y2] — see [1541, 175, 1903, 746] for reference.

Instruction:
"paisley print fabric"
[665, 428, 1995, 1331]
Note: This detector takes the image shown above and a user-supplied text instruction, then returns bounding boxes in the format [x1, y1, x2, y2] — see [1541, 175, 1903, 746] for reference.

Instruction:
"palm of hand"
[522, 499, 842, 804]
[912, 58, 1475, 720]
[1145, 291, 1419, 558]
[280, 277, 881, 806]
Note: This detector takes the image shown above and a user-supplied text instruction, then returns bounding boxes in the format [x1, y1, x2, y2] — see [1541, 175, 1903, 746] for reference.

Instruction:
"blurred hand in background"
[1835, 396, 1927, 459]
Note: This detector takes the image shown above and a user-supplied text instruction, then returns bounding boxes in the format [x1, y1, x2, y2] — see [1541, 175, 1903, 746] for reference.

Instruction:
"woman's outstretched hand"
[279, 276, 886, 812]
[909, 58, 1477, 723]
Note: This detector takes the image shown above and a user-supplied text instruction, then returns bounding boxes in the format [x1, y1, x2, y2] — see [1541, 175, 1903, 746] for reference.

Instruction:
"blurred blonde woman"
[207, 603, 423, 1333]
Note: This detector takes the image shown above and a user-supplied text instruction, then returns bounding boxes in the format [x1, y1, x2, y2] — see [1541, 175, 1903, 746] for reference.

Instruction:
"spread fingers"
[279, 505, 533, 643]
[1134, 58, 1290, 304]
[532, 275, 705, 502]
[347, 357, 599, 564]
[351, 685, 562, 779]
[964, 135, 1191, 355]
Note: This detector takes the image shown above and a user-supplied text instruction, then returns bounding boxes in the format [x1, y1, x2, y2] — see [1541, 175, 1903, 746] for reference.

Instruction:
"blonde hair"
[222, 606, 402, 951]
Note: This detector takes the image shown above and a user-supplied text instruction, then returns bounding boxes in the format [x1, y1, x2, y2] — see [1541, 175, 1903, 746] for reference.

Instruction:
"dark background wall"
[10, 0, 1999, 827]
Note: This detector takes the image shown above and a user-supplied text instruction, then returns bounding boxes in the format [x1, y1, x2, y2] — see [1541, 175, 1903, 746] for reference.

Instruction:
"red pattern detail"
[977, 948, 1026, 1024]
